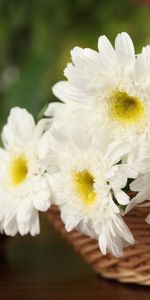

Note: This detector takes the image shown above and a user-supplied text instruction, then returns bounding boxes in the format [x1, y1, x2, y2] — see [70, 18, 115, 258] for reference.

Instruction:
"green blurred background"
[0, 0, 150, 128]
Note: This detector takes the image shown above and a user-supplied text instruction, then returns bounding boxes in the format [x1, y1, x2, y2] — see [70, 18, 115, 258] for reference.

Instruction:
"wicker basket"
[45, 205, 150, 285]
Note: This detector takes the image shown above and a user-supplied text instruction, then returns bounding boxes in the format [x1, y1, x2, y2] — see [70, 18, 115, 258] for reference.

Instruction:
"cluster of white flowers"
[1, 32, 150, 257]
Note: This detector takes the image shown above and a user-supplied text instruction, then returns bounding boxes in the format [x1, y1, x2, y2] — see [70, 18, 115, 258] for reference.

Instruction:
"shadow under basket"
[44, 205, 150, 285]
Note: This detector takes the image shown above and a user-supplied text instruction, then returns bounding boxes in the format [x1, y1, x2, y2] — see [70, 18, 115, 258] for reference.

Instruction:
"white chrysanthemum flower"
[44, 127, 137, 257]
[0, 107, 51, 236]
[51, 32, 150, 140]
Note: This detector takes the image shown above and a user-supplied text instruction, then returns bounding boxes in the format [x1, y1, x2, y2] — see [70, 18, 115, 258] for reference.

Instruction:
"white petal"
[61, 207, 81, 232]
[50, 126, 69, 149]
[16, 197, 33, 224]
[130, 174, 150, 192]
[34, 118, 51, 142]
[110, 174, 128, 190]
[77, 220, 98, 239]
[18, 210, 40, 236]
[133, 159, 150, 174]
[115, 32, 135, 66]
[52, 81, 90, 103]
[104, 141, 130, 167]
[98, 227, 107, 255]
[70, 46, 101, 68]
[18, 222, 30, 235]
[71, 128, 91, 151]
[0, 148, 8, 161]
[114, 216, 134, 244]
[66, 46, 110, 87]
[115, 190, 130, 205]
[37, 132, 52, 159]
[0, 148, 8, 173]
[4, 218, 18, 236]
[109, 198, 120, 214]
[30, 210, 40, 236]
[98, 35, 118, 70]
[33, 191, 51, 212]
[3, 197, 20, 227]
[134, 46, 150, 82]
[2, 107, 35, 149]
[44, 102, 65, 117]
[124, 195, 147, 214]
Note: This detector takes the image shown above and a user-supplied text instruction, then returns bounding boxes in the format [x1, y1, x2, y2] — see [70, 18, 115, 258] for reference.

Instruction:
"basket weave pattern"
[45, 205, 150, 285]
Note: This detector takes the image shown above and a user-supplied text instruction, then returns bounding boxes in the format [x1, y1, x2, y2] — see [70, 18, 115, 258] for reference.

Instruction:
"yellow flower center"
[108, 90, 144, 125]
[73, 170, 96, 205]
[9, 155, 28, 186]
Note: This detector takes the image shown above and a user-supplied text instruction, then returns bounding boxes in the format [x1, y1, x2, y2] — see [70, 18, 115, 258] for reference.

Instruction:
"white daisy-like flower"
[44, 126, 137, 257]
[0, 107, 51, 236]
[51, 32, 150, 141]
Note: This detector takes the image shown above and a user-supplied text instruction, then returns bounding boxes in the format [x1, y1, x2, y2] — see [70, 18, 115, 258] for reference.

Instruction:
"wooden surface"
[0, 216, 150, 300]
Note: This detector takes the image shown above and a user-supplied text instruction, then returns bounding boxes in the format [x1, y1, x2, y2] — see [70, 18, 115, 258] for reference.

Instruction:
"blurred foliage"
[0, 0, 150, 127]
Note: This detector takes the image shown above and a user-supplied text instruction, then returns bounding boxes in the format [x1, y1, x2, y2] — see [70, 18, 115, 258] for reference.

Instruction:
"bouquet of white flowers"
[1, 32, 150, 284]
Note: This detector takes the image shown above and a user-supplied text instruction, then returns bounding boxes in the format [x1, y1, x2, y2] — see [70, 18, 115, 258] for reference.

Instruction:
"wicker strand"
[44, 205, 150, 285]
